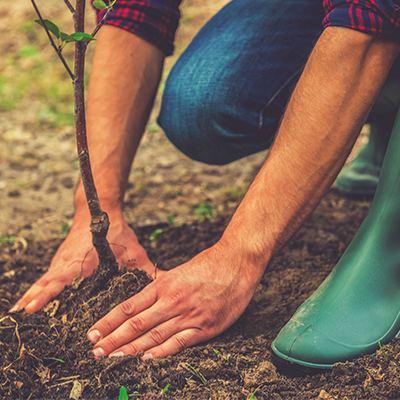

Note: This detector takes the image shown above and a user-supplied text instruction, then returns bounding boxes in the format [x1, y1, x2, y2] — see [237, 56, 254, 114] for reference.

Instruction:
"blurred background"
[0, 0, 367, 243]
[0, 0, 270, 242]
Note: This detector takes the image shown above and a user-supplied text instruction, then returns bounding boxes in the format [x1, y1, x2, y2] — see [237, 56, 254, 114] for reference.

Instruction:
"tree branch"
[63, 0, 75, 14]
[30, 0, 75, 81]
[90, 7, 113, 38]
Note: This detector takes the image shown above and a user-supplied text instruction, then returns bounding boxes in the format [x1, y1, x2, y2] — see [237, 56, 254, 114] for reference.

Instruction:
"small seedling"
[119, 386, 128, 400]
[150, 228, 165, 242]
[378, 341, 391, 362]
[220, 185, 247, 197]
[167, 213, 175, 226]
[132, 384, 140, 395]
[213, 349, 231, 362]
[45, 357, 65, 363]
[195, 203, 216, 221]
[61, 222, 70, 235]
[162, 383, 170, 393]
[0, 236, 16, 245]
[185, 363, 206, 386]
[201, 182, 209, 191]
[248, 387, 258, 400]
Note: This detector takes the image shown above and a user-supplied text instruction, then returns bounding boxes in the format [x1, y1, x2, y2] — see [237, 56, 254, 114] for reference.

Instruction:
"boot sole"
[271, 342, 333, 377]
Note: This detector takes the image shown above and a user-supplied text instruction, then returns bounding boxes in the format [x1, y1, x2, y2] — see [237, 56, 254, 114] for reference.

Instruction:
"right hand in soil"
[86, 241, 263, 359]
[10, 216, 156, 314]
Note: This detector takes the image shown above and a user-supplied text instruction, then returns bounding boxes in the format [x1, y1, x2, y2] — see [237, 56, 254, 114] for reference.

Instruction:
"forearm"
[74, 26, 165, 219]
[221, 27, 400, 280]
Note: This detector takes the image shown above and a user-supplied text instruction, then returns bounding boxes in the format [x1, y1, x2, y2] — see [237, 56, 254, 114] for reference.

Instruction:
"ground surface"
[0, 1, 393, 400]
[2, 191, 400, 400]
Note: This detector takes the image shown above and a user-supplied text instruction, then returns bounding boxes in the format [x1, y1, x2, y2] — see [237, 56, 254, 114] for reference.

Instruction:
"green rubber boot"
[271, 105, 400, 377]
[335, 78, 400, 196]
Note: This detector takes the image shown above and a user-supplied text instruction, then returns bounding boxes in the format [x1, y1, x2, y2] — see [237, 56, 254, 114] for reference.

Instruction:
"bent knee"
[158, 82, 277, 165]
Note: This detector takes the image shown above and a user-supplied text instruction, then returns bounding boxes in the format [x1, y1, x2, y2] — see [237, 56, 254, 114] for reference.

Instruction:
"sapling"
[31, 0, 118, 277]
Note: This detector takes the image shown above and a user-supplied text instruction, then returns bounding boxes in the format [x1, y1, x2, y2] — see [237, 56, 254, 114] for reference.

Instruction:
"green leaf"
[195, 203, 216, 221]
[0, 235, 16, 244]
[69, 32, 96, 42]
[150, 228, 165, 242]
[61, 223, 70, 235]
[45, 357, 65, 363]
[119, 386, 129, 400]
[162, 383, 170, 393]
[59, 31, 75, 43]
[92, 0, 108, 10]
[35, 19, 60, 39]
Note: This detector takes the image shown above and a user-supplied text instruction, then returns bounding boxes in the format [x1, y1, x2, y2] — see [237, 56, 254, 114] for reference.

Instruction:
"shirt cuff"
[323, 0, 400, 43]
[92, 0, 182, 56]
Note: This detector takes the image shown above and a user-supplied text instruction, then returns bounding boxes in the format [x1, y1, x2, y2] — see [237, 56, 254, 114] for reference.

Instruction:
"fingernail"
[9, 304, 19, 313]
[93, 347, 105, 358]
[25, 299, 38, 312]
[109, 351, 124, 358]
[141, 353, 153, 361]
[87, 329, 101, 343]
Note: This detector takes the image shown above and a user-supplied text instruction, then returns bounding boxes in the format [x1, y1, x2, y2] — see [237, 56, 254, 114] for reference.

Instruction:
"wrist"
[214, 229, 270, 287]
[74, 181, 125, 227]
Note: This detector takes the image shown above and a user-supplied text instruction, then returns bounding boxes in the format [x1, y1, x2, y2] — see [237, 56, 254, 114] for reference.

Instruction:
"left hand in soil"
[10, 217, 155, 314]
[87, 243, 261, 359]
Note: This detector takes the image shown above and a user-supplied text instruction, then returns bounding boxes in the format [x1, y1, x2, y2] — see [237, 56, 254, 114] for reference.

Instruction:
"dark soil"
[1, 190, 400, 400]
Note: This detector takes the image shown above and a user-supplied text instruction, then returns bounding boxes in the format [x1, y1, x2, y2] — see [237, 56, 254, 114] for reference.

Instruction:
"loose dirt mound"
[2, 190, 400, 400]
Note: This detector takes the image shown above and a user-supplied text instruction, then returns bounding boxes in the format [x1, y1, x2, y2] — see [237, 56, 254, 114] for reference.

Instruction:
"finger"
[107, 316, 183, 357]
[92, 305, 176, 357]
[24, 279, 67, 313]
[10, 275, 52, 312]
[10, 275, 66, 313]
[141, 329, 205, 360]
[87, 284, 158, 344]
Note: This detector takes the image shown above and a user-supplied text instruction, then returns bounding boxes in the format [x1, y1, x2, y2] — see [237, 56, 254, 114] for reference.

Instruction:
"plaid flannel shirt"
[93, 1, 400, 57]
[323, 0, 400, 42]
[93, 0, 182, 55]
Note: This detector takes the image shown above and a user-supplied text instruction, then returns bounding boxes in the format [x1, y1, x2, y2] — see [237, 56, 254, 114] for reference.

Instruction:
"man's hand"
[11, 215, 156, 314]
[86, 243, 261, 360]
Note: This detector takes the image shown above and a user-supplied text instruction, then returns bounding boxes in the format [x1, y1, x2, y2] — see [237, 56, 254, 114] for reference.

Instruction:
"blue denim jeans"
[157, 0, 399, 165]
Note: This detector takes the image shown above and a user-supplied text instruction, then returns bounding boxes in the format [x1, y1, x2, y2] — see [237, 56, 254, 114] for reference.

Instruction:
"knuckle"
[127, 317, 145, 334]
[149, 328, 165, 345]
[105, 335, 119, 351]
[172, 334, 189, 352]
[199, 315, 215, 331]
[167, 290, 185, 307]
[99, 317, 114, 334]
[157, 347, 168, 358]
[118, 300, 136, 317]
[37, 277, 51, 287]
[124, 342, 141, 356]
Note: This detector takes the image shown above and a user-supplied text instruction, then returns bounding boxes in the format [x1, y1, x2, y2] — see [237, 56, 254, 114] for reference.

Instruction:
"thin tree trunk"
[74, 0, 118, 275]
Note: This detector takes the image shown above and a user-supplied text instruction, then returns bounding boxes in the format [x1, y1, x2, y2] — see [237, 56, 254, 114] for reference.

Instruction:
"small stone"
[69, 381, 83, 400]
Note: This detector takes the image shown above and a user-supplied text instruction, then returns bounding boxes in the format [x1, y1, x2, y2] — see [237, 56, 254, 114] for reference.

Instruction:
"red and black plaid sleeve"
[92, 0, 182, 56]
[323, 0, 400, 42]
